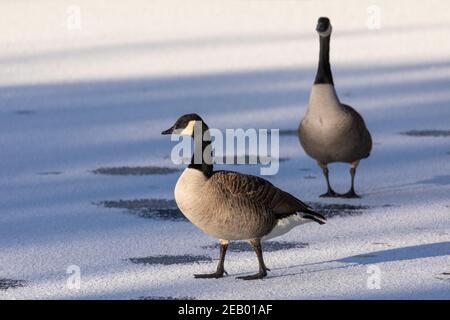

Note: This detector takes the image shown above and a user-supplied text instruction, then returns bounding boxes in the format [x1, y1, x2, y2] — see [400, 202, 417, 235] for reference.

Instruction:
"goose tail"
[301, 208, 327, 225]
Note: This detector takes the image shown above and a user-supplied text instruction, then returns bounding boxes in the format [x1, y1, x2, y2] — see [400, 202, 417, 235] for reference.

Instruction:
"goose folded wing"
[210, 171, 314, 217]
[342, 104, 372, 157]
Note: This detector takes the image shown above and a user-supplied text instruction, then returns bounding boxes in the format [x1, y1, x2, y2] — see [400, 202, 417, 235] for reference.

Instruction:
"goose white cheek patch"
[319, 25, 332, 37]
[179, 120, 196, 136]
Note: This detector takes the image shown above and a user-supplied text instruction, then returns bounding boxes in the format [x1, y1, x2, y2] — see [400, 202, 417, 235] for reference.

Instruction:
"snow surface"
[0, 0, 449, 299]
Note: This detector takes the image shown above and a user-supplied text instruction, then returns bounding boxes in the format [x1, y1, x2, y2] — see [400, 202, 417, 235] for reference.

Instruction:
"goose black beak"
[161, 126, 174, 135]
[316, 22, 327, 32]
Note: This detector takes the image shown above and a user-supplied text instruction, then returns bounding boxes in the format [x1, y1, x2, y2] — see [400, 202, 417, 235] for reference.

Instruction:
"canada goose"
[162, 114, 326, 280]
[298, 17, 372, 198]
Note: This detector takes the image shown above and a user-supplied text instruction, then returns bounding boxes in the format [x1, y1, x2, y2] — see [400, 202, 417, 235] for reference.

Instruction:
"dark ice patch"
[372, 242, 391, 247]
[216, 155, 289, 165]
[435, 272, 450, 283]
[92, 166, 179, 176]
[353, 254, 378, 258]
[14, 110, 35, 115]
[303, 175, 316, 179]
[278, 129, 298, 136]
[310, 202, 371, 218]
[129, 255, 212, 266]
[202, 241, 308, 252]
[36, 171, 62, 176]
[100, 199, 378, 221]
[400, 130, 450, 137]
[0, 278, 25, 290]
[99, 198, 186, 221]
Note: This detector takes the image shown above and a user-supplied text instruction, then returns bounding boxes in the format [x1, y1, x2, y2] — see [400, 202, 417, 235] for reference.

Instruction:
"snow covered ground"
[0, 0, 449, 299]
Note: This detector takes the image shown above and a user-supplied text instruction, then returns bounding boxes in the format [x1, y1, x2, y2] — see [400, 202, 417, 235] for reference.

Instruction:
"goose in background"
[298, 17, 372, 198]
[162, 114, 326, 280]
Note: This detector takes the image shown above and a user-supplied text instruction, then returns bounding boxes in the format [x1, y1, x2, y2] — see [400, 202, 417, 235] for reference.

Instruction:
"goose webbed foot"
[318, 163, 339, 198]
[319, 189, 340, 198]
[343, 161, 361, 198]
[195, 239, 228, 279]
[236, 270, 267, 280]
[236, 239, 269, 280]
[342, 190, 361, 198]
[194, 270, 228, 279]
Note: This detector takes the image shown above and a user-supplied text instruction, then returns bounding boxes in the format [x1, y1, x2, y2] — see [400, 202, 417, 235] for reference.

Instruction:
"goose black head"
[316, 17, 332, 37]
[161, 113, 205, 136]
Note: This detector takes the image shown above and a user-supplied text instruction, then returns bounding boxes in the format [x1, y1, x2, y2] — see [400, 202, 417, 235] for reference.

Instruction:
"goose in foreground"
[162, 114, 326, 280]
[298, 17, 372, 198]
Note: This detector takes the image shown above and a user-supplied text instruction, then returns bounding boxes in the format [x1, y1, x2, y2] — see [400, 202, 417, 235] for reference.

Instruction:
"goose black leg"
[237, 239, 269, 280]
[343, 161, 361, 198]
[318, 163, 339, 197]
[194, 240, 228, 279]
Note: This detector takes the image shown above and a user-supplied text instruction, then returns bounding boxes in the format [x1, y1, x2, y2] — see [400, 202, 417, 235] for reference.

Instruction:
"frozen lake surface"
[0, 0, 449, 299]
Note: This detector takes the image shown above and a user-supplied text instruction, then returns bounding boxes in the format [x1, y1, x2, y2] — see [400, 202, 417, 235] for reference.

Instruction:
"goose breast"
[175, 169, 277, 240]
[299, 105, 371, 164]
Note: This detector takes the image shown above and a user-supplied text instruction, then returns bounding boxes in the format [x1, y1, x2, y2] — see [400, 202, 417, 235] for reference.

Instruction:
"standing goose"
[298, 17, 372, 198]
[162, 114, 326, 280]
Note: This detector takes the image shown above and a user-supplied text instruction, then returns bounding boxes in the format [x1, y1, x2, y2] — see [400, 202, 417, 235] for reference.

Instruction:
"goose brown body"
[175, 168, 319, 241]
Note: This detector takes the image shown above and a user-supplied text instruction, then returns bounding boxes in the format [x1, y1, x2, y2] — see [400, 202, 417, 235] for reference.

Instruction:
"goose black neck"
[314, 35, 334, 85]
[188, 124, 213, 177]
